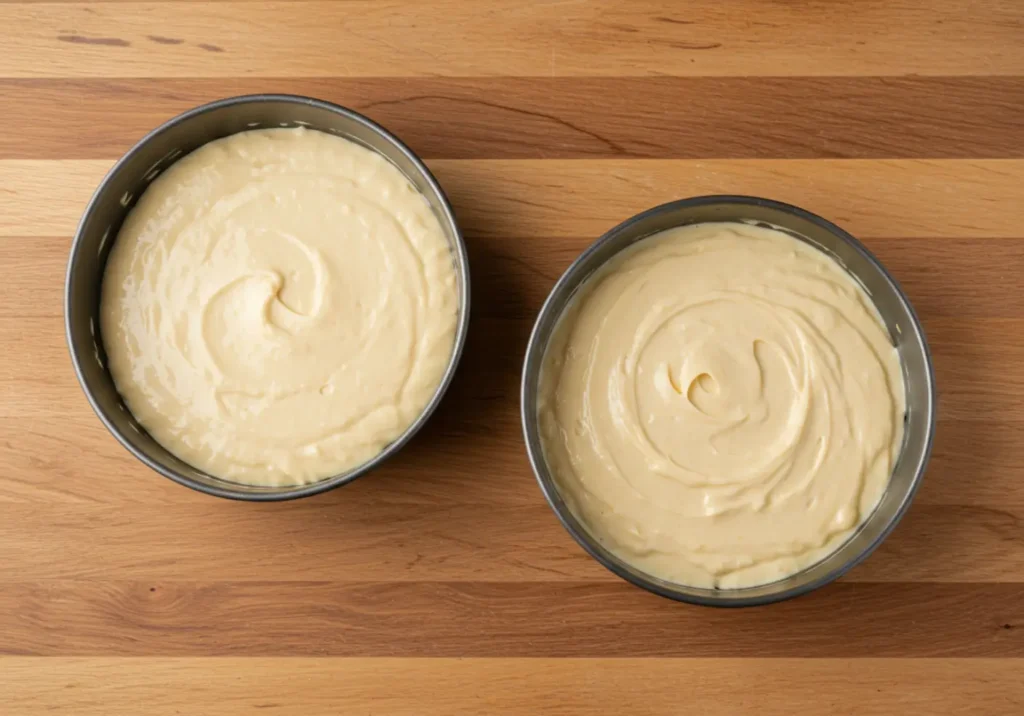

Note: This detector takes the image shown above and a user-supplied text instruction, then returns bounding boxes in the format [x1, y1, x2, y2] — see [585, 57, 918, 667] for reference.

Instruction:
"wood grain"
[1, 414, 1020, 509]
[0, 501, 1021, 583]
[2, 582, 1022, 657]
[3, 1, 1022, 78]
[7, 235, 1024, 319]
[3, 77, 1022, 160]
[3, 659, 1022, 716]
[3, 159, 1023, 238]
[2, 315, 1021, 420]
[2, 0, 1023, 712]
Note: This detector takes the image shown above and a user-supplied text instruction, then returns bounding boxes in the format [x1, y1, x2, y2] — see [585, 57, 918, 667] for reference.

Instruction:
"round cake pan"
[521, 195, 936, 606]
[66, 94, 471, 501]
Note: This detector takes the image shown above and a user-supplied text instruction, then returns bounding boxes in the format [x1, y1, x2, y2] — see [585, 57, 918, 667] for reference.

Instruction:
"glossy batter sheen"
[101, 128, 459, 486]
[539, 222, 905, 588]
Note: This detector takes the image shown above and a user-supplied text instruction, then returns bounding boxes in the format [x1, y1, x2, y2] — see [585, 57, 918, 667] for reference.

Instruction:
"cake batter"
[539, 222, 905, 588]
[101, 128, 459, 486]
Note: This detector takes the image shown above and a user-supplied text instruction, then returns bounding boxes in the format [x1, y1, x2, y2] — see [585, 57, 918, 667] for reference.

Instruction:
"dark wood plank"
[2, 582, 1021, 657]
[0, 501, 1020, 582]
[2, 78, 1022, 160]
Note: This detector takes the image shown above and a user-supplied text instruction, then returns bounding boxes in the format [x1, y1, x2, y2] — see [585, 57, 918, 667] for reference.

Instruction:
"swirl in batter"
[101, 128, 459, 486]
[539, 222, 905, 588]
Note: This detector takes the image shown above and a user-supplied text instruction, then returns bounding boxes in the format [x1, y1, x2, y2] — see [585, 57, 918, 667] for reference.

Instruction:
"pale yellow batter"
[539, 222, 905, 588]
[101, 128, 459, 486]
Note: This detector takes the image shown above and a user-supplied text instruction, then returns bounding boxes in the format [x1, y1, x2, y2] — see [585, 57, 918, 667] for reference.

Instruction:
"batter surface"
[539, 222, 905, 588]
[102, 128, 459, 486]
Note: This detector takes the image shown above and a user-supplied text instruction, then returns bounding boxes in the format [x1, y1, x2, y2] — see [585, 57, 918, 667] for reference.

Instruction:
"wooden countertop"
[1, 1, 1023, 714]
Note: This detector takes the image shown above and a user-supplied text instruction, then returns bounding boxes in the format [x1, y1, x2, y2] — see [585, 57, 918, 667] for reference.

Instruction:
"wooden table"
[2, 1, 1023, 713]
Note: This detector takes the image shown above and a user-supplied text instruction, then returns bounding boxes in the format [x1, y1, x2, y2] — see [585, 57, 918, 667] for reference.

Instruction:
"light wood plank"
[1, 582, 1020, 656]
[465, 234, 1024, 319]
[3, 159, 1023, 238]
[0, 316, 1016, 422]
[1, 658, 1021, 716]
[0, 414, 538, 506]
[3, 77, 1023, 160]
[7, 235, 1023, 320]
[1, 1, 1021, 78]
[437, 159, 1024, 239]
[0, 414, 1017, 509]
